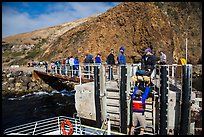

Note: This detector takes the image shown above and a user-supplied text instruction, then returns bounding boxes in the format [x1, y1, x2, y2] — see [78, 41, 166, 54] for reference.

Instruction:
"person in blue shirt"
[95, 53, 102, 64]
[73, 57, 79, 76]
[130, 85, 150, 135]
[117, 46, 126, 65]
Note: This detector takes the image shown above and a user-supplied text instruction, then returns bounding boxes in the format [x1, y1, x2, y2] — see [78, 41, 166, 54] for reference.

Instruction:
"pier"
[31, 63, 202, 135]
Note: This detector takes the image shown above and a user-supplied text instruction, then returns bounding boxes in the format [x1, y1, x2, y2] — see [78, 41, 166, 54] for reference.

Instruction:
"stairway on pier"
[105, 80, 156, 135]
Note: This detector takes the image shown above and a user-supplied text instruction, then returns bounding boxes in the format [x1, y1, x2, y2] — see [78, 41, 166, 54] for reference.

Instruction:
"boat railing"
[73, 112, 82, 134]
[92, 113, 111, 135]
[3, 116, 81, 135]
[4, 113, 124, 135]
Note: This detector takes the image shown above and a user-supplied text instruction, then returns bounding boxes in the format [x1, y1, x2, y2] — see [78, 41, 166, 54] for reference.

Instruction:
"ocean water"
[1, 90, 77, 134]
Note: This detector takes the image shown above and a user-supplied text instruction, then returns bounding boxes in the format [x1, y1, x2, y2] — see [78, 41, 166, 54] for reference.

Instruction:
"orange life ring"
[61, 119, 74, 135]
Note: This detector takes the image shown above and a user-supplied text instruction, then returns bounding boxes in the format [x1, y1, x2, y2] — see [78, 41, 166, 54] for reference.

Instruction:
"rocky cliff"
[2, 2, 202, 66]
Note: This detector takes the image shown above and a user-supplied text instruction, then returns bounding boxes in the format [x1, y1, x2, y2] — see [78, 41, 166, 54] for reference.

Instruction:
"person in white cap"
[158, 51, 166, 65]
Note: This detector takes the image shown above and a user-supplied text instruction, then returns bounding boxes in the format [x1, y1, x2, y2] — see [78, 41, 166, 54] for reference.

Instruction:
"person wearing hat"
[130, 85, 150, 135]
[137, 48, 156, 77]
[117, 46, 126, 65]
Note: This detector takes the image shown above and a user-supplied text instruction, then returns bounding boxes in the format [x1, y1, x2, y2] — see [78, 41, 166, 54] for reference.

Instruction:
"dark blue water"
[1, 90, 77, 134]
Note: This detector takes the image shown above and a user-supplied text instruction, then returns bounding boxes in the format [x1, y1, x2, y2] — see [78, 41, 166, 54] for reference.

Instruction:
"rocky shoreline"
[2, 68, 52, 97]
[2, 67, 75, 97]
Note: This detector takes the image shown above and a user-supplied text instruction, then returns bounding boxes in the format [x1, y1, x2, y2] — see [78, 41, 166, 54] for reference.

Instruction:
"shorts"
[132, 112, 146, 128]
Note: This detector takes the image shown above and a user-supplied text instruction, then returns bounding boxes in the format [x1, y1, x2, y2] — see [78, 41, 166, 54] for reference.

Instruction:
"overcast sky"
[2, 2, 120, 38]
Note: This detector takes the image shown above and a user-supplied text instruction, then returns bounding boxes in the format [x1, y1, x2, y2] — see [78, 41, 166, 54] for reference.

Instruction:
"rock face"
[2, 2, 202, 66]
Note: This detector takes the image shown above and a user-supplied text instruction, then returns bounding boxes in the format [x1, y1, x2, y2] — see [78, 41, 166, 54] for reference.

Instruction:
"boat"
[3, 113, 125, 135]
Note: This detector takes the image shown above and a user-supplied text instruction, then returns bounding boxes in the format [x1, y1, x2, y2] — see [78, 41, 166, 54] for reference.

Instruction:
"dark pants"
[108, 66, 114, 80]
[84, 66, 88, 78]
[45, 66, 48, 72]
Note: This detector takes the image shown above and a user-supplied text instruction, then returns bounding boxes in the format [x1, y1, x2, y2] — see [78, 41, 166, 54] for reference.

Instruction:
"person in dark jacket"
[84, 54, 93, 78]
[106, 49, 115, 80]
[130, 85, 150, 135]
[137, 48, 156, 77]
[44, 61, 48, 73]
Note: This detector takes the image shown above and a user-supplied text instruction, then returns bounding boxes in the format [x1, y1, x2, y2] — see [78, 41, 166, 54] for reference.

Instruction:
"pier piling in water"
[159, 65, 168, 135]
[179, 65, 192, 135]
[94, 66, 102, 128]
[119, 66, 127, 134]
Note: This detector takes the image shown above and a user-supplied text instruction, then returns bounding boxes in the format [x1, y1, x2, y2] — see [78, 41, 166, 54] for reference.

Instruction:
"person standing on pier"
[136, 48, 156, 78]
[84, 54, 93, 78]
[69, 56, 75, 76]
[95, 53, 102, 64]
[73, 57, 79, 77]
[130, 85, 150, 135]
[106, 49, 115, 80]
[44, 61, 48, 73]
[117, 46, 126, 65]
[158, 51, 166, 65]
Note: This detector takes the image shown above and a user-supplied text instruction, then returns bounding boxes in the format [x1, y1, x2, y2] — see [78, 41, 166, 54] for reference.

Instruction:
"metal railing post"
[172, 64, 177, 85]
[88, 65, 90, 79]
[65, 65, 67, 76]
[71, 66, 73, 77]
[58, 117, 61, 134]
[79, 65, 82, 85]
[55, 66, 57, 74]
[107, 118, 111, 135]
[32, 122, 38, 135]
[59, 67, 61, 75]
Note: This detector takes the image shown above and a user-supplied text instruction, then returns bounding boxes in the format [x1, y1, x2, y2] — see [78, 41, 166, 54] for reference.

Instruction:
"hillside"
[2, 2, 202, 66]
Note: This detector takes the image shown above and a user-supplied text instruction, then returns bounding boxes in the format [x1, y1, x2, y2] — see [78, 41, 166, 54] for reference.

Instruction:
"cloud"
[2, 2, 120, 38]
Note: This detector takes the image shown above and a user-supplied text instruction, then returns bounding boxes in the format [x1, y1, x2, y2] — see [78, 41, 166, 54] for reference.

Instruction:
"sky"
[2, 2, 121, 38]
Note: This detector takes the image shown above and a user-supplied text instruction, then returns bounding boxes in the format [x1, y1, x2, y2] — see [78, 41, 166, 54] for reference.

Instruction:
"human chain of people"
[28, 47, 166, 79]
